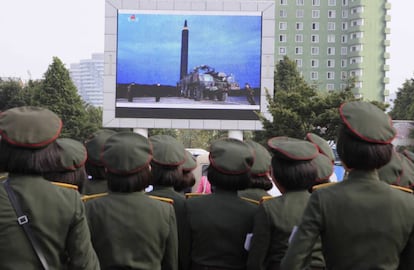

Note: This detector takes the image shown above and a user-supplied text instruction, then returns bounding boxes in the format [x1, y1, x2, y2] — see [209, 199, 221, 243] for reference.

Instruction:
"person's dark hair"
[150, 162, 183, 187]
[0, 140, 62, 174]
[271, 157, 316, 191]
[43, 167, 88, 191]
[337, 124, 393, 170]
[85, 162, 106, 180]
[106, 167, 152, 192]
[174, 171, 196, 192]
[248, 175, 273, 190]
[207, 166, 250, 191]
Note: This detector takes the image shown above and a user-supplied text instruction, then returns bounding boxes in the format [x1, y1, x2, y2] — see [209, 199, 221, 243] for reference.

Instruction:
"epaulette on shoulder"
[260, 195, 273, 204]
[240, 196, 260, 205]
[390, 185, 413, 194]
[185, 192, 207, 199]
[148, 195, 174, 204]
[51, 181, 79, 191]
[311, 182, 337, 193]
[81, 192, 108, 202]
[0, 174, 8, 181]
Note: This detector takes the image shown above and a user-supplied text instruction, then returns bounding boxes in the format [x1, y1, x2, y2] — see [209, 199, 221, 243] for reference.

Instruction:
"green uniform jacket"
[238, 188, 270, 202]
[81, 178, 108, 195]
[0, 174, 99, 270]
[85, 191, 178, 270]
[246, 190, 324, 270]
[148, 186, 190, 270]
[281, 170, 414, 270]
[186, 189, 258, 270]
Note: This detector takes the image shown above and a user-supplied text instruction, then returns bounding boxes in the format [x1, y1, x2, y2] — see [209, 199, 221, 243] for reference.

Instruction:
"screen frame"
[103, 0, 275, 130]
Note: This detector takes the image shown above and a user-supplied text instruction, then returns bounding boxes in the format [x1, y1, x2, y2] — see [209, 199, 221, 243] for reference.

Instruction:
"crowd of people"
[0, 101, 414, 270]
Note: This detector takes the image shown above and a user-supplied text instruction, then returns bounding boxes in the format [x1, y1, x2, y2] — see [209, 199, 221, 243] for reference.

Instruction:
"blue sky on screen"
[117, 13, 262, 87]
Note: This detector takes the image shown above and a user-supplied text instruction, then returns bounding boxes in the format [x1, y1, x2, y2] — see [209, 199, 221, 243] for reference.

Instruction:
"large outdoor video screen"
[115, 10, 262, 120]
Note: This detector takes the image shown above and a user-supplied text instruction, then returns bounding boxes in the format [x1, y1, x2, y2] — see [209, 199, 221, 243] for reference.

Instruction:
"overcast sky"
[0, 0, 411, 93]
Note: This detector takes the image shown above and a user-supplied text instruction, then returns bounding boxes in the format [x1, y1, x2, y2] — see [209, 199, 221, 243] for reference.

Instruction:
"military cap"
[403, 150, 414, 163]
[56, 138, 87, 171]
[182, 150, 197, 172]
[0, 106, 62, 148]
[377, 149, 403, 185]
[101, 131, 152, 175]
[149, 135, 186, 166]
[313, 153, 334, 183]
[339, 101, 396, 144]
[245, 140, 271, 176]
[267, 136, 318, 161]
[209, 138, 254, 175]
[398, 153, 414, 188]
[84, 129, 116, 166]
[305, 133, 335, 163]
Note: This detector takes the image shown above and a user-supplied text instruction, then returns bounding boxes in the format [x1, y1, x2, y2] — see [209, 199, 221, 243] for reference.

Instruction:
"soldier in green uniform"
[238, 140, 273, 203]
[246, 137, 325, 270]
[85, 131, 178, 270]
[281, 101, 414, 270]
[82, 129, 116, 195]
[378, 148, 414, 191]
[174, 150, 197, 194]
[147, 134, 189, 270]
[186, 138, 258, 270]
[43, 138, 88, 192]
[0, 106, 99, 269]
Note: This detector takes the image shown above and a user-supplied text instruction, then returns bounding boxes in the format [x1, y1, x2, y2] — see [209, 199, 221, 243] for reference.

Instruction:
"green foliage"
[29, 57, 100, 141]
[390, 79, 414, 120]
[255, 56, 357, 144]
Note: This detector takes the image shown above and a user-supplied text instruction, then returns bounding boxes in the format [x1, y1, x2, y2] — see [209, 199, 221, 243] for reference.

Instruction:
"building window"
[312, 22, 320, 30]
[279, 10, 287, 18]
[327, 84, 335, 91]
[311, 59, 319, 68]
[327, 47, 335, 55]
[279, 47, 287, 55]
[327, 72, 335, 80]
[295, 47, 303, 55]
[328, 0, 336, 6]
[351, 6, 364, 14]
[327, 59, 335, 67]
[279, 22, 287, 30]
[355, 82, 363, 88]
[311, 71, 319, 80]
[311, 35, 319, 43]
[341, 59, 347, 67]
[350, 32, 363, 39]
[328, 22, 336, 31]
[341, 35, 347, 43]
[351, 19, 364, 27]
[327, 34, 336, 43]
[328, 10, 336, 18]
[295, 34, 303, 43]
[350, 44, 363, 52]
[295, 59, 303, 67]
[280, 0, 287, 5]
[312, 10, 320, 18]
[297, 0, 304, 5]
[341, 71, 347, 79]
[296, 22, 304, 30]
[279, 34, 287, 42]
[342, 0, 348, 6]
[312, 0, 320, 6]
[342, 22, 348, 30]
[296, 9, 304, 18]
[342, 10, 348, 18]
[311, 47, 319, 55]
[341, 47, 348, 55]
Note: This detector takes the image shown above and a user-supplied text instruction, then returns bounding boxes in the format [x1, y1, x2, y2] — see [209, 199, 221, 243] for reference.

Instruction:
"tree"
[390, 79, 414, 120]
[33, 57, 100, 141]
[255, 56, 358, 144]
